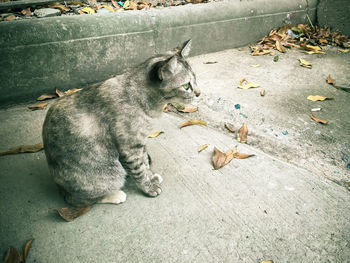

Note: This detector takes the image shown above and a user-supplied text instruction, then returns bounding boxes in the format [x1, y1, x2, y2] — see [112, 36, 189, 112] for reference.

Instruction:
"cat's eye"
[183, 83, 190, 90]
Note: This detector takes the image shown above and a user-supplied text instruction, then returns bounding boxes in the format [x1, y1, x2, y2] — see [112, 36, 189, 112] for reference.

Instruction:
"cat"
[42, 40, 200, 207]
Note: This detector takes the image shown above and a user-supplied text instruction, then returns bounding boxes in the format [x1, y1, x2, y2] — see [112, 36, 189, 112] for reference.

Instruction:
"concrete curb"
[0, 0, 317, 105]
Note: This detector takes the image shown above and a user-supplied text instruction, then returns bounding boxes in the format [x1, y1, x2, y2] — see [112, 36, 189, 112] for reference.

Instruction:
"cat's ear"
[178, 39, 192, 58]
[158, 56, 178, 80]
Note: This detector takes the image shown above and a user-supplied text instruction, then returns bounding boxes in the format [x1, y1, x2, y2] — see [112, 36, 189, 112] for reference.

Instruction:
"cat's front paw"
[141, 173, 163, 197]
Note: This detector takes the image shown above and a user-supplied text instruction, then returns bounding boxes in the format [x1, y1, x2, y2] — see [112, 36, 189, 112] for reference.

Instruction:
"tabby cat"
[42, 40, 200, 207]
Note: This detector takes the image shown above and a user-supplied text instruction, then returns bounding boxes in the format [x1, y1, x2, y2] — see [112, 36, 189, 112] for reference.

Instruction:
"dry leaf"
[251, 50, 271, 56]
[250, 64, 260, 68]
[260, 261, 274, 263]
[198, 144, 208, 153]
[49, 3, 70, 12]
[338, 49, 349, 53]
[237, 123, 248, 143]
[5, 15, 15, 21]
[326, 75, 336, 85]
[305, 50, 325, 54]
[28, 102, 48, 110]
[81, 7, 95, 14]
[224, 123, 235, 133]
[148, 131, 163, 138]
[4, 246, 21, 263]
[310, 114, 328, 124]
[21, 7, 32, 16]
[203, 61, 218, 64]
[162, 103, 176, 113]
[260, 89, 265, 96]
[235, 152, 255, 159]
[238, 82, 260, 89]
[179, 120, 207, 128]
[57, 206, 91, 222]
[239, 78, 247, 85]
[276, 40, 286, 53]
[65, 88, 82, 95]
[319, 39, 328, 45]
[307, 95, 333, 101]
[111, 0, 119, 8]
[212, 147, 234, 170]
[179, 106, 198, 113]
[37, 93, 58, 101]
[22, 239, 34, 262]
[299, 58, 312, 69]
[56, 89, 65, 97]
[0, 142, 44, 156]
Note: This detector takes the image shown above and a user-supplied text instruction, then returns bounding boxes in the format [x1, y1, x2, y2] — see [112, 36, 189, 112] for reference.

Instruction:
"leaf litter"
[250, 24, 349, 56]
[148, 131, 164, 138]
[307, 95, 333, 101]
[198, 144, 208, 153]
[179, 120, 207, 128]
[310, 114, 328, 124]
[5, 239, 34, 263]
[237, 78, 260, 89]
[212, 145, 254, 170]
[0, 142, 44, 156]
[57, 206, 91, 222]
[326, 75, 336, 85]
[237, 123, 248, 143]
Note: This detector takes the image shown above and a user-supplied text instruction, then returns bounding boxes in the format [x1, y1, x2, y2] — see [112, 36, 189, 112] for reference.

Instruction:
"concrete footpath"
[0, 46, 349, 262]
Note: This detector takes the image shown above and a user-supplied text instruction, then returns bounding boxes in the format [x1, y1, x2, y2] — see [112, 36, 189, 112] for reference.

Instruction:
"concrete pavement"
[0, 46, 349, 262]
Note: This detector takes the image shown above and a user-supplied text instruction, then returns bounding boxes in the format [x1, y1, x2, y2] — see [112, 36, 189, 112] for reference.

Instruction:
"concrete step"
[0, 0, 317, 104]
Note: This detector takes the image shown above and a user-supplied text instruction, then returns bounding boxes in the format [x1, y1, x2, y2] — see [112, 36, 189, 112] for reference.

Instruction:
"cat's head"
[151, 40, 200, 102]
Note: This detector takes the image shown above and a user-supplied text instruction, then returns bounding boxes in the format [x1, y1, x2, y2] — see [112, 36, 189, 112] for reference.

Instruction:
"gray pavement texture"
[1, 46, 350, 262]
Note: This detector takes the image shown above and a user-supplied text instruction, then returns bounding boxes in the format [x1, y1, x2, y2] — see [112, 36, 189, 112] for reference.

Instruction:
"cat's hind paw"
[99, 190, 127, 205]
[151, 173, 163, 184]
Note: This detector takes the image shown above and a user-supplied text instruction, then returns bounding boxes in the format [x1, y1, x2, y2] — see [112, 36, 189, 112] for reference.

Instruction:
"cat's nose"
[194, 89, 200, 97]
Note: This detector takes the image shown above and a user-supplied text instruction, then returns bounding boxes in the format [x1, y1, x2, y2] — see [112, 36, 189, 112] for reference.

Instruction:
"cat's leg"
[98, 190, 127, 205]
[121, 146, 162, 197]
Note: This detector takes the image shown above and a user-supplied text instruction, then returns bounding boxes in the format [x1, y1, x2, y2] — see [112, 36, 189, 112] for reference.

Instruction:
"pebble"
[234, 104, 241, 109]
[34, 8, 61, 18]
[282, 131, 288, 135]
[97, 8, 109, 13]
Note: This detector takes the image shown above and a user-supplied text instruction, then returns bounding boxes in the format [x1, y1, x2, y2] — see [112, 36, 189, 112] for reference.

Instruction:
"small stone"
[282, 131, 288, 135]
[34, 8, 61, 18]
[234, 104, 241, 109]
[97, 8, 109, 13]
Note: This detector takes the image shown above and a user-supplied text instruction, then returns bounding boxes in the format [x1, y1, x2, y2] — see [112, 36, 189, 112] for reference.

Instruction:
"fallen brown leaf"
[148, 131, 163, 138]
[260, 261, 274, 263]
[179, 120, 207, 128]
[326, 75, 336, 85]
[235, 152, 255, 159]
[237, 123, 248, 143]
[5, 15, 15, 21]
[36, 93, 58, 101]
[212, 147, 234, 170]
[28, 102, 48, 110]
[310, 114, 328, 124]
[56, 89, 65, 97]
[57, 206, 91, 222]
[251, 49, 271, 56]
[260, 89, 265, 96]
[0, 142, 44, 156]
[21, 7, 32, 16]
[64, 88, 82, 96]
[22, 239, 34, 262]
[49, 3, 70, 12]
[224, 123, 235, 133]
[111, 0, 119, 8]
[162, 103, 175, 113]
[276, 40, 286, 53]
[307, 95, 333, 101]
[299, 58, 312, 69]
[179, 106, 198, 113]
[198, 144, 208, 153]
[4, 246, 21, 263]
